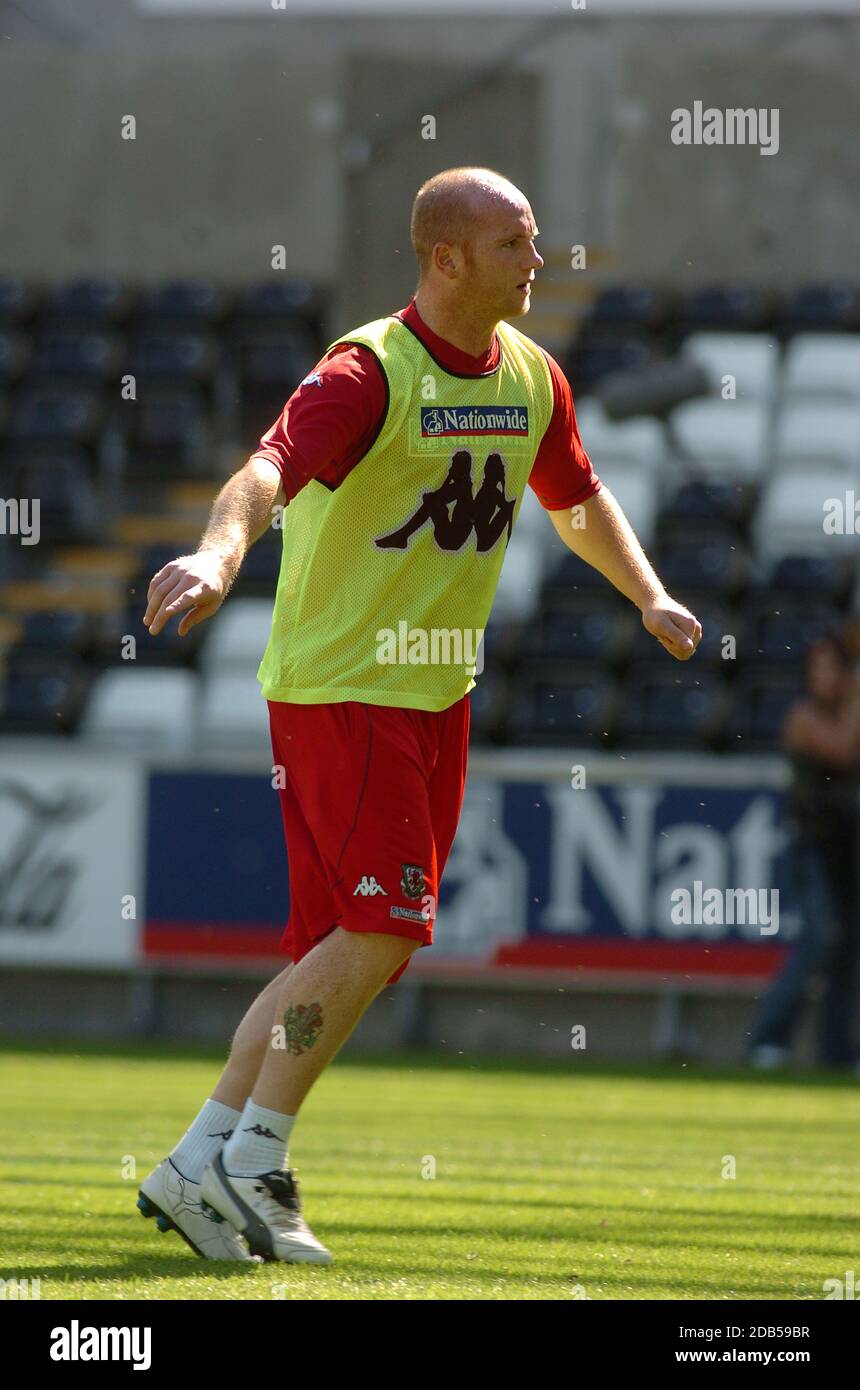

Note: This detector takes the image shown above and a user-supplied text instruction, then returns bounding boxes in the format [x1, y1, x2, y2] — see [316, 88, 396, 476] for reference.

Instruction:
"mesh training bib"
[257, 312, 554, 711]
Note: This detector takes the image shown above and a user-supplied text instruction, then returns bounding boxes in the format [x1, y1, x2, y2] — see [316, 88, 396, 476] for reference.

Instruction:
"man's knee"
[338, 925, 423, 969]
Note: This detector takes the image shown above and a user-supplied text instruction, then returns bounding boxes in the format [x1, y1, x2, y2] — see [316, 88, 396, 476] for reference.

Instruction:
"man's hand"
[642, 597, 702, 661]
[143, 549, 233, 637]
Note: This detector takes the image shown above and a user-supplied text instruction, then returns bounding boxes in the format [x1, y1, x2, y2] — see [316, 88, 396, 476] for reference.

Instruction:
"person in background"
[747, 632, 860, 1071]
[841, 614, 860, 670]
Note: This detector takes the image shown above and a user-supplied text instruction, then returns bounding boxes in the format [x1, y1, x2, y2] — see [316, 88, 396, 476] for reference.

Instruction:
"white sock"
[222, 1100, 296, 1177]
[169, 1098, 241, 1183]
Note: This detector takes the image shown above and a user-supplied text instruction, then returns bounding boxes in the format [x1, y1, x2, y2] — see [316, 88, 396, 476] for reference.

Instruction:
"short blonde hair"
[410, 167, 523, 279]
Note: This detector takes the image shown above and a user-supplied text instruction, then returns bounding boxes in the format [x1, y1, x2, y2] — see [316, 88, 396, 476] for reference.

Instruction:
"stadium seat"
[669, 399, 770, 481]
[659, 478, 756, 533]
[521, 592, 635, 667]
[200, 598, 275, 673]
[575, 399, 667, 475]
[41, 278, 132, 325]
[0, 329, 28, 382]
[479, 609, 524, 669]
[777, 282, 860, 334]
[135, 279, 227, 325]
[231, 327, 320, 440]
[771, 403, 860, 474]
[15, 608, 94, 653]
[117, 387, 209, 477]
[9, 385, 104, 446]
[781, 335, 860, 405]
[198, 671, 270, 752]
[755, 470, 859, 561]
[681, 333, 779, 401]
[233, 278, 324, 330]
[616, 665, 728, 749]
[725, 672, 805, 751]
[765, 553, 856, 607]
[564, 332, 654, 394]
[29, 328, 119, 383]
[655, 526, 750, 599]
[743, 598, 843, 668]
[12, 454, 101, 543]
[0, 651, 90, 734]
[493, 531, 546, 621]
[586, 285, 671, 332]
[675, 285, 772, 334]
[466, 666, 508, 746]
[80, 668, 198, 751]
[507, 662, 617, 746]
[1, 438, 106, 492]
[0, 277, 36, 324]
[124, 330, 216, 386]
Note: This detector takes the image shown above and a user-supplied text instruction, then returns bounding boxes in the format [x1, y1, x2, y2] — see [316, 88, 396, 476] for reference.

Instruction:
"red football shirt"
[252, 296, 600, 510]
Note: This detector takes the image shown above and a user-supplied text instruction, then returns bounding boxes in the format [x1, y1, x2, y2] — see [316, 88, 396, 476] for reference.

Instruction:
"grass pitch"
[0, 1040, 857, 1301]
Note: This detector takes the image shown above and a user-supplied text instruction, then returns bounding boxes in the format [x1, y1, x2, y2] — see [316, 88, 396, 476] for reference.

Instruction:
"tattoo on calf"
[282, 1002, 324, 1055]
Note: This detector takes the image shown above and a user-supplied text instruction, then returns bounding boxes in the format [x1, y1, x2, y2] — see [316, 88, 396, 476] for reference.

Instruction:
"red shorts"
[268, 695, 470, 984]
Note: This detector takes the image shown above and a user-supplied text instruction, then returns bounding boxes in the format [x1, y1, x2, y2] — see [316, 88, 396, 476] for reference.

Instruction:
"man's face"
[457, 200, 544, 319]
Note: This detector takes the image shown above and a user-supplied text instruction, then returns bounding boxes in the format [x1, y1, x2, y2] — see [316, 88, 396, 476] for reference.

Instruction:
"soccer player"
[137, 167, 701, 1263]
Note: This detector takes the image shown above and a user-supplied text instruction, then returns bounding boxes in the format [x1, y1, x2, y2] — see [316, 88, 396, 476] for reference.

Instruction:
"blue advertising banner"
[144, 757, 799, 975]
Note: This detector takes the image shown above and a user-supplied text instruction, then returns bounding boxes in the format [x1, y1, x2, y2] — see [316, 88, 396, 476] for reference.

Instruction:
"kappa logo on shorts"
[400, 863, 426, 900]
[353, 874, 388, 897]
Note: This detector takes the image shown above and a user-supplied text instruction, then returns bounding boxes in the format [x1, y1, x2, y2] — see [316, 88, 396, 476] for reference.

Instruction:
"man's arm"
[547, 487, 702, 661]
[144, 457, 284, 637]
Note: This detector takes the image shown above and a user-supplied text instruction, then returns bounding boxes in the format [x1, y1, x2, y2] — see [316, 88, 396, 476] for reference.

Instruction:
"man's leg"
[136, 965, 300, 1261]
[247, 928, 416, 1118]
[162, 962, 295, 1181]
[200, 928, 418, 1263]
[210, 962, 295, 1110]
[747, 837, 831, 1058]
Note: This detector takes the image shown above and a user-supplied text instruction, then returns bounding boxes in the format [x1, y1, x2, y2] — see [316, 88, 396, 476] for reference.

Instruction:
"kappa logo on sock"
[206, 1129, 234, 1141]
[242, 1124, 281, 1140]
[352, 874, 388, 897]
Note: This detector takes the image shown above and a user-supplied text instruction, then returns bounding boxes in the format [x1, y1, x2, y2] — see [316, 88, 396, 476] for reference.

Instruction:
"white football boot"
[201, 1150, 332, 1264]
[138, 1157, 259, 1261]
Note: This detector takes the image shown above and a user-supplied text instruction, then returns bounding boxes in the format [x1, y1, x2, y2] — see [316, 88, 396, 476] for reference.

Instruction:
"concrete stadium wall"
[0, 14, 857, 297]
[0, 963, 823, 1070]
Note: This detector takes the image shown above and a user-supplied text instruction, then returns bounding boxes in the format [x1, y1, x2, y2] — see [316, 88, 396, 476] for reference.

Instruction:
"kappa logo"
[353, 875, 388, 897]
[301, 372, 324, 388]
[375, 449, 515, 553]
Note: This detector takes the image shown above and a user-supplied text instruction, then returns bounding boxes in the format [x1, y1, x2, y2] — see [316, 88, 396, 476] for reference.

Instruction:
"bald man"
[137, 166, 701, 1265]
